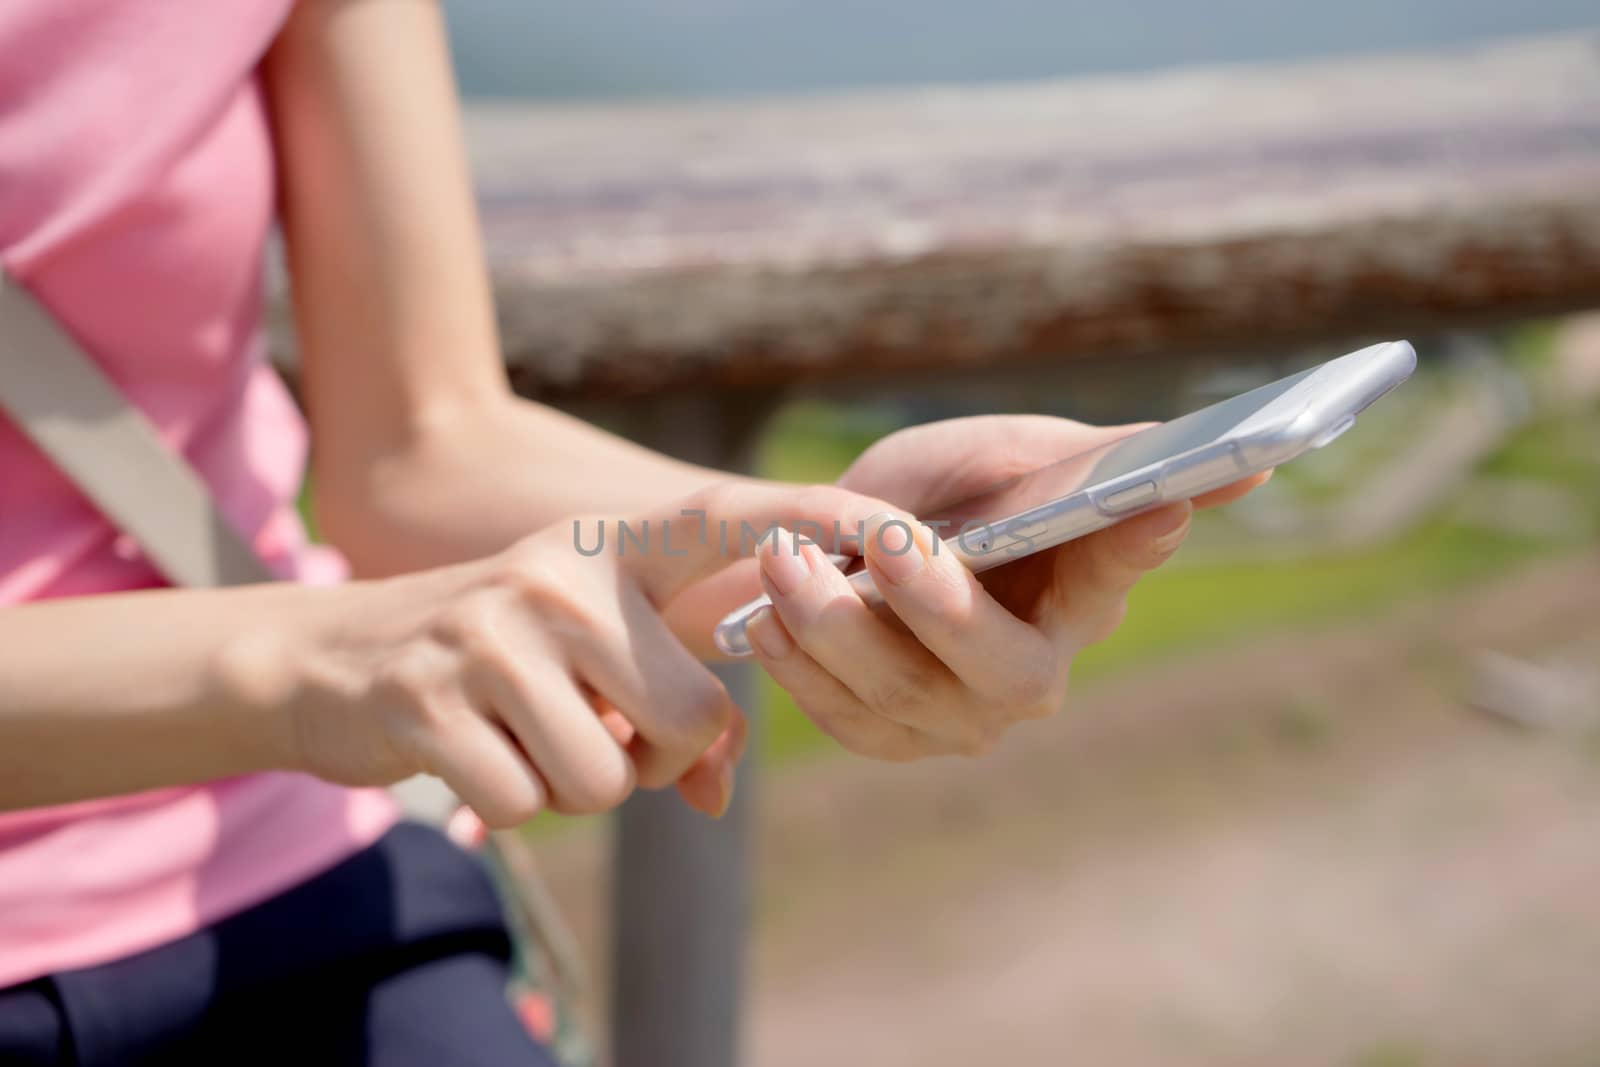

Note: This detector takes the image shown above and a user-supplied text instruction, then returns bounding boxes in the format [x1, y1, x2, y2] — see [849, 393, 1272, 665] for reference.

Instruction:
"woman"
[0, 1, 1261, 1062]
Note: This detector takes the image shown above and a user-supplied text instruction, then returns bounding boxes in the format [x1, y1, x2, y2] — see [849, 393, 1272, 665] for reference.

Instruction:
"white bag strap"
[0, 268, 274, 588]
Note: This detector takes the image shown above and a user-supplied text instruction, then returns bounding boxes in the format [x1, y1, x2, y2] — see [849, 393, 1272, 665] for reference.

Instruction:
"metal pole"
[610, 659, 757, 1067]
[609, 393, 773, 1067]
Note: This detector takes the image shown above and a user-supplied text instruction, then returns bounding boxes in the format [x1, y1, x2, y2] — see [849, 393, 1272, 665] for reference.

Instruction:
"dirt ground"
[544, 554, 1600, 1067]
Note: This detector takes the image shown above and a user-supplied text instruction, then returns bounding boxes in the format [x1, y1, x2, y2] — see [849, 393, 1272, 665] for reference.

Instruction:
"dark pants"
[0, 822, 558, 1066]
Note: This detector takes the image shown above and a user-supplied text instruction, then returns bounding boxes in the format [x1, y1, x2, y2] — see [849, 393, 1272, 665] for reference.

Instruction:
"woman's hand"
[224, 482, 893, 827]
[742, 415, 1269, 760]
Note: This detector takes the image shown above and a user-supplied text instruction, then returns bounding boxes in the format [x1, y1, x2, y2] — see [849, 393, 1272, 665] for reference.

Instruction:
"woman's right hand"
[220, 482, 890, 827]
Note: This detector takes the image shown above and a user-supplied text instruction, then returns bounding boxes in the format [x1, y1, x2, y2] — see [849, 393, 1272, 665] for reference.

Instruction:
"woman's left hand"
[744, 414, 1268, 760]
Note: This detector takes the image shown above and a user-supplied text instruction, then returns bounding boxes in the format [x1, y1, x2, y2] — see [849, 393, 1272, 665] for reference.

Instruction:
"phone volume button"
[996, 520, 1049, 547]
[1309, 414, 1357, 449]
[1098, 480, 1159, 514]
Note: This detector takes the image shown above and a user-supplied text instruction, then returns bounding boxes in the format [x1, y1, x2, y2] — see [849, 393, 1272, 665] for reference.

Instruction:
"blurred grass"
[1480, 414, 1600, 491]
[759, 401, 902, 483]
[297, 473, 318, 540]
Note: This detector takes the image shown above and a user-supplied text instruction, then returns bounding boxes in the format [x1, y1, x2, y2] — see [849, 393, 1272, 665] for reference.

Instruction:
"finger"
[570, 577, 741, 791]
[745, 607, 953, 760]
[620, 481, 894, 606]
[594, 693, 739, 820]
[1046, 500, 1192, 649]
[1191, 469, 1272, 509]
[469, 661, 636, 816]
[418, 709, 549, 829]
[674, 709, 749, 817]
[861, 512, 1059, 713]
[757, 530, 974, 742]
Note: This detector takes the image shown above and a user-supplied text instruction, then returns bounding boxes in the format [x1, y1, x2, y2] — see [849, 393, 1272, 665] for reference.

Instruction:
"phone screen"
[923, 364, 1319, 533]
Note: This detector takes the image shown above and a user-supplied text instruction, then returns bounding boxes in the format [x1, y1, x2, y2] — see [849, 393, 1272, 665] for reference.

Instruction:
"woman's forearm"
[314, 396, 746, 576]
[0, 504, 770, 820]
[0, 583, 312, 810]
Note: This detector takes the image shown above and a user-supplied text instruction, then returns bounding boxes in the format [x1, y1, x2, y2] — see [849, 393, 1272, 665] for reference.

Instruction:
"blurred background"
[418, 3, 1599, 1065]
[443, 0, 1599, 99]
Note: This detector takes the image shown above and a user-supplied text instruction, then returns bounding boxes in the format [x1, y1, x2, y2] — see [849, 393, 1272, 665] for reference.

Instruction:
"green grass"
[1478, 413, 1600, 498]
[757, 400, 901, 483]
[296, 474, 319, 541]
[1353, 1042, 1428, 1067]
[1075, 518, 1538, 678]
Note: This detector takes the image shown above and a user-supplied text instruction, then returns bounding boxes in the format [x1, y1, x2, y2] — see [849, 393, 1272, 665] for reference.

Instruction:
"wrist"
[204, 586, 339, 776]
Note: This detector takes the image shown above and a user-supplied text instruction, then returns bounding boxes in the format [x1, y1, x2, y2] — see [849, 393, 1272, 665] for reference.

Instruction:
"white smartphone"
[713, 339, 1417, 657]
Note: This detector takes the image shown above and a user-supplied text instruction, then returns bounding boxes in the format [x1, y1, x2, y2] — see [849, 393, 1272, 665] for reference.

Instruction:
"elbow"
[308, 448, 415, 578]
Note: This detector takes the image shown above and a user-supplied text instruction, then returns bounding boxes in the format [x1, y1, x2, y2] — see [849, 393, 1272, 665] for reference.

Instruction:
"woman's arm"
[0, 581, 306, 809]
[0, 480, 891, 815]
[264, 0, 722, 580]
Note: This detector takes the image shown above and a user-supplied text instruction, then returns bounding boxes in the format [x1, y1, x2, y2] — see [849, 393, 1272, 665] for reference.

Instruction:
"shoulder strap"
[0, 268, 274, 587]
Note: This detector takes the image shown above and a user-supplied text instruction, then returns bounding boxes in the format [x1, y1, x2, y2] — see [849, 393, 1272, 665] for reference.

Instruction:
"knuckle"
[374, 649, 445, 714]
[371, 656, 463, 771]
[480, 791, 542, 828]
[685, 480, 741, 525]
[500, 560, 606, 641]
[802, 694, 929, 763]
[926, 556, 975, 599]
[432, 595, 501, 655]
[559, 753, 636, 815]
[1000, 665, 1056, 713]
[862, 666, 935, 716]
[634, 671, 732, 776]
[802, 698, 859, 745]
[794, 482, 844, 514]
[682, 480, 724, 511]
[805, 481, 871, 514]
[668, 675, 733, 746]
[497, 549, 566, 604]
[632, 760, 678, 791]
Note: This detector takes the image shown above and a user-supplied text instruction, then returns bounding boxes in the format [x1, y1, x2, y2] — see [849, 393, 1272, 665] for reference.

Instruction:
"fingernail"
[865, 511, 925, 585]
[747, 606, 794, 659]
[760, 530, 812, 597]
[1150, 505, 1192, 554]
[713, 762, 737, 819]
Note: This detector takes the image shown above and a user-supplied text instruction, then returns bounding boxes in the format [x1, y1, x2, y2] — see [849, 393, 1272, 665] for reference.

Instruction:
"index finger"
[619, 481, 894, 606]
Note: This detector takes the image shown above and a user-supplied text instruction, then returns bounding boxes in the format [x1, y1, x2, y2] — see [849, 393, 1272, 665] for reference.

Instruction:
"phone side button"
[1097, 480, 1159, 514]
[1309, 414, 1357, 449]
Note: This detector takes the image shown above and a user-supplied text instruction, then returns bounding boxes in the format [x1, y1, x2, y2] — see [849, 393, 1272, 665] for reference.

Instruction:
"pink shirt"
[0, 1, 397, 987]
